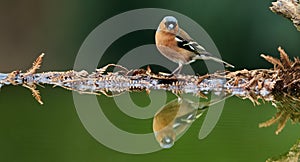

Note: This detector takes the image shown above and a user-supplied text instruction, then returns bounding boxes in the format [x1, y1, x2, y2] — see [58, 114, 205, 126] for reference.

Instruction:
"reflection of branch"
[0, 47, 299, 134]
[270, 0, 300, 31]
[257, 47, 300, 134]
[267, 139, 300, 162]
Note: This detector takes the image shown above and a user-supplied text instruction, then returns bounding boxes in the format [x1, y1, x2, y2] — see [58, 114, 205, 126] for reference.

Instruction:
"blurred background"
[0, 0, 299, 161]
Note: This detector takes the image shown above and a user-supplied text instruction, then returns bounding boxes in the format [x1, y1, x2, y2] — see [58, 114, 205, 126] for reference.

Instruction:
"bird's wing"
[175, 29, 211, 56]
[175, 29, 235, 68]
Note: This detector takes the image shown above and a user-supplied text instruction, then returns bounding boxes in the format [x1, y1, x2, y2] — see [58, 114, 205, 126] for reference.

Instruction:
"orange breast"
[155, 31, 195, 64]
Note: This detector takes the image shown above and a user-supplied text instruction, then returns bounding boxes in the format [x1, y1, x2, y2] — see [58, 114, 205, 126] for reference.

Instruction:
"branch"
[0, 47, 299, 135]
[270, 0, 300, 31]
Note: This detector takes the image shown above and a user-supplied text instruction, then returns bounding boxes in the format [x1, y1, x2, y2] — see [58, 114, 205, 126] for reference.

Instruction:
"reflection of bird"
[153, 93, 233, 148]
[155, 16, 234, 74]
[153, 98, 199, 149]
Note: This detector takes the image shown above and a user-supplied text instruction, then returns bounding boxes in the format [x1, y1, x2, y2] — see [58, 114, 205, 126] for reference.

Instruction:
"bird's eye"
[165, 21, 177, 30]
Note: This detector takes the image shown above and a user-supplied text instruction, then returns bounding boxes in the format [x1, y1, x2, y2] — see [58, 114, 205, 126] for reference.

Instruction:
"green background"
[0, 0, 300, 161]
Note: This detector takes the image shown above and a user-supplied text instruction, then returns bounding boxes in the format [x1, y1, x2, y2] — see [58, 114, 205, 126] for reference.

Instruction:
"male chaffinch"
[155, 16, 234, 74]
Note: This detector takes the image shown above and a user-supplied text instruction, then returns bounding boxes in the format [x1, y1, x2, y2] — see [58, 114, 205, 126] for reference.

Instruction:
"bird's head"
[158, 16, 179, 34]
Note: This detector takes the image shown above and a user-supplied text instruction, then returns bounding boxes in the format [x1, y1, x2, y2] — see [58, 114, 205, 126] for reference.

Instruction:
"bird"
[155, 16, 234, 74]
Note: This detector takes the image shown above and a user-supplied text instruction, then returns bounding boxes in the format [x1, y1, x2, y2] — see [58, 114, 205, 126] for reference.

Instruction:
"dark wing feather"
[175, 35, 211, 56]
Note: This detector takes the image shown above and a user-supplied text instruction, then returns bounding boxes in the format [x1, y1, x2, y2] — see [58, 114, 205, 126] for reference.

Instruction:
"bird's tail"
[194, 55, 235, 68]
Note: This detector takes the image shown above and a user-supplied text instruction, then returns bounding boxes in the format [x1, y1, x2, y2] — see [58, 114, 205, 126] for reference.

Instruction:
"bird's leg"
[172, 63, 183, 74]
[159, 64, 183, 77]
